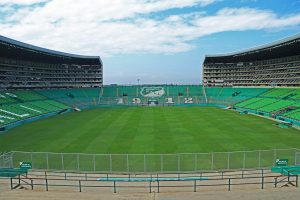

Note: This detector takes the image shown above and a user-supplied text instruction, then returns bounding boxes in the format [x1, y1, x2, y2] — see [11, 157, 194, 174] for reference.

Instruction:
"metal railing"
[8, 148, 300, 173]
[8, 169, 299, 193]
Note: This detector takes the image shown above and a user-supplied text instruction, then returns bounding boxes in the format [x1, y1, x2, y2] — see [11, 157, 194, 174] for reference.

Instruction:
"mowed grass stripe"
[0, 107, 299, 154]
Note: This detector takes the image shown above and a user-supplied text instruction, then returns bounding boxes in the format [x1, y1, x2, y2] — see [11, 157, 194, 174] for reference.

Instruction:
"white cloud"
[193, 8, 300, 34]
[0, 1, 300, 57]
[0, 0, 47, 5]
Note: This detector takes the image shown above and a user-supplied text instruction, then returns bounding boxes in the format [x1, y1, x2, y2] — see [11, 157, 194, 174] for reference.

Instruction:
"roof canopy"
[204, 33, 300, 63]
[0, 35, 102, 65]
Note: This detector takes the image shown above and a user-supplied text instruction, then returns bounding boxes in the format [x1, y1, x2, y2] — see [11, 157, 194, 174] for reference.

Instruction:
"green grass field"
[0, 106, 300, 154]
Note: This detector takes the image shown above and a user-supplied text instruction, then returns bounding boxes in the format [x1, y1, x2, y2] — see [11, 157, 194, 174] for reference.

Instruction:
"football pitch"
[0, 106, 300, 154]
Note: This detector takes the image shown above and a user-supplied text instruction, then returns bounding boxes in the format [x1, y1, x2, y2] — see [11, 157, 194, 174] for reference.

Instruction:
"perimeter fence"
[7, 169, 299, 193]
[4, 148, 299, 173]
[0, 152, 13, 168]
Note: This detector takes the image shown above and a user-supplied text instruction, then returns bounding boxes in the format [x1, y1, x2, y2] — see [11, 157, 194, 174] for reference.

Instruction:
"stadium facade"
[203, 34, 300, 87]
[0, 35, 103, 89]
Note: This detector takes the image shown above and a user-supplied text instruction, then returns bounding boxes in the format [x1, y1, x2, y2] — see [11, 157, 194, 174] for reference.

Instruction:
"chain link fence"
[7, 148, 300, 172]
[0, 152, 13, 168]
[296, 152, 300, 166]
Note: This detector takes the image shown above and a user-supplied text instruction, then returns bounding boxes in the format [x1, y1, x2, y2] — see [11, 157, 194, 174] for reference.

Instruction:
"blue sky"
[0, 0, 300, 85]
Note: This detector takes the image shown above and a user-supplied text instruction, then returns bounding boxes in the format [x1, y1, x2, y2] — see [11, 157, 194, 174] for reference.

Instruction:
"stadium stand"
[0, 90, 70, 127]
[0, 35, 103, 89]
[38, 85, 207, 107]
[234, 88, 300, 123]
[283, 109, 300, 121]
[1, 34, 300, 129]
[203, 33, 300, 87]
[205, 87, 269, 105]
[0, 35, 103, 127]
[38, 88, 101, 108]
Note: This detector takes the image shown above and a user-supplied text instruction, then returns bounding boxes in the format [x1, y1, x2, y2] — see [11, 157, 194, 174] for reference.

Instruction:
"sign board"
[140, 87, 165, 97]
[275, 159, 288, 166]
[19, 162, 32, 169]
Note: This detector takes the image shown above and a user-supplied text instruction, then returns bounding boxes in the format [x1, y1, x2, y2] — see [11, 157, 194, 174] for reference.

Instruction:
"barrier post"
[30, 153, 33, 168]
[211, 152, 214, 170]
[113, 181, 116, 193]
[45, 178, 48, 191]
[295, 149, 297, 165]
[161, 155, 163, 172]
[274, 149, 277, 164]
[157, 180, 160, 193]
[10, 152, 14, 168]
[194, 180, 196, 192]
[296, 175, 298, 187]
[93, 154, 96, 172]
[10, 178, 13, 190]
[109, 154, 112, 172]
[177, 154, 180, 172]
[149, 181, 151, 193]
[31, 179, 34, 190]
[243, 151, 246, 169]
[258, 150, 261, 168]
[228, 152, 230, 169]
[126, 154, 129, 172]
[46, 152, 49, 170]
[194, 154, 197, 171]
[261, 176, 264, 189]
[61, 153, 64, 171]
[221, 171, 224, 180]
[228, 178, 231, 191]
[77, 153, 80, 171]
[79, 180, 82, 192]
[274, 177, 277, 188]
[144, 154, 146, 172]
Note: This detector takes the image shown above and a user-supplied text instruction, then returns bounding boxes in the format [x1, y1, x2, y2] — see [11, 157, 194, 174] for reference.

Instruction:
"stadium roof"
[204, 33, 300, 63]
[0, 35, 102, 65]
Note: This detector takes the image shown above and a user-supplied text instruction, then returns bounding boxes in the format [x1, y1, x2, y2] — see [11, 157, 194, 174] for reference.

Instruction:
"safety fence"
[297, 152, 300, 165]
[7, 148, 300, 173]
[7, 169, 299, 193]
[0, 152, 13, 168]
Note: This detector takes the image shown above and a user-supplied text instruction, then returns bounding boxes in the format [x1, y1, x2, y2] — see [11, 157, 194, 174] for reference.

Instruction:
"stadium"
[1, 26, 300, 200]
[0, 33, 300, 197]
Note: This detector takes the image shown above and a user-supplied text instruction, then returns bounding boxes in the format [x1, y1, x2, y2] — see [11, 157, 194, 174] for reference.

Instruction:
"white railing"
[9, 148, 300, 173]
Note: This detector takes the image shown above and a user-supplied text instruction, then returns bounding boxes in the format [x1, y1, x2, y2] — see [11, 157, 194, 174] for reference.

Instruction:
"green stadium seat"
[0, 90, 70, 127]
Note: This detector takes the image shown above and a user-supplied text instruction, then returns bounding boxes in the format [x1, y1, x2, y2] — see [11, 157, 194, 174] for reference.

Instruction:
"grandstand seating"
[261, 88, 294, 98]
[0, 91, 70, 127]
[283, 109, 300, 121]
[39, 86, 271, 108]
[38, 88, 101, 108]
[205, 88, 269, 105]
[40, 85, 206, 107]
[2, 86, 300, 128]
[258, 100, 295, 113]
[234, 88, 300, 122]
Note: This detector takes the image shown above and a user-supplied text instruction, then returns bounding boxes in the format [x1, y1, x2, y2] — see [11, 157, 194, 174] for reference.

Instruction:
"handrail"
[26, 169, 273, 181]
[10, 173, 298, 193]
